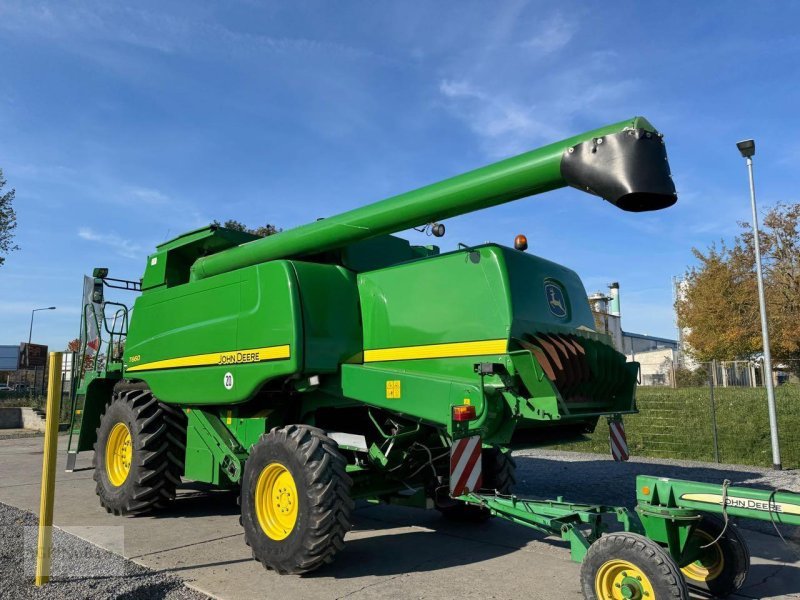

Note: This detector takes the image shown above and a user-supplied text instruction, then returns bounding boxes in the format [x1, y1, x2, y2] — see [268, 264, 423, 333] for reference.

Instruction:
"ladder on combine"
[65, 270, 140, 472]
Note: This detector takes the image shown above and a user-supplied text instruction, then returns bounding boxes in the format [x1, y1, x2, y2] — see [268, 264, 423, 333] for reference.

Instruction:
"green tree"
[677, 202, 800, 368]
[0, 169, 19, 266]
[213, 219, 282, 237]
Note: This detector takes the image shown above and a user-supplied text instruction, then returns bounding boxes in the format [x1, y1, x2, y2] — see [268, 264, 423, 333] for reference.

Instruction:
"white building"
[590, 282, 679, 386]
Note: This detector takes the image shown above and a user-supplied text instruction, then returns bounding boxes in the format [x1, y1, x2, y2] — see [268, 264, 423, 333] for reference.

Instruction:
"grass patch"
[552, 385, 800, 469]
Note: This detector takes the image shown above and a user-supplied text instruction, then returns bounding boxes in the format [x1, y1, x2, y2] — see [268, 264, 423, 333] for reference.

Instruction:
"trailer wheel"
[581, 532, 688, 600]
[241, 425, 353, 574]
[437, 447, 516, 522]
[93, 389, 186, 515]
[680, 515, 750, 597]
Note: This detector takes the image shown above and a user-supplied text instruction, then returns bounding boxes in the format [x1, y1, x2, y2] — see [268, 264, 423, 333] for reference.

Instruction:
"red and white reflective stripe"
[450, 435, 483, 496]
[609, 420, 629, 462]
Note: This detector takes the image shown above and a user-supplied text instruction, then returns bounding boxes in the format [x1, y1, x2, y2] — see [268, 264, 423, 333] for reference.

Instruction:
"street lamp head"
[736, 139, 755, 159]
[47, 306, 56, 310]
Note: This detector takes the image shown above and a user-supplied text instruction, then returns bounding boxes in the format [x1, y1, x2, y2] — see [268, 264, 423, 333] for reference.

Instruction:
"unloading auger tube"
[191, 116, 676, 280]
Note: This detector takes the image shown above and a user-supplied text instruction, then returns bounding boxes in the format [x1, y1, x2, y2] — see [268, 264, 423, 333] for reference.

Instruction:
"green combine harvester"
[67, 117, 800, 599]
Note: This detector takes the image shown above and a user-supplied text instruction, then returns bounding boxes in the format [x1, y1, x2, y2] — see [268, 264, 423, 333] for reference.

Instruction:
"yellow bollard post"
[35, 351, 63, 586]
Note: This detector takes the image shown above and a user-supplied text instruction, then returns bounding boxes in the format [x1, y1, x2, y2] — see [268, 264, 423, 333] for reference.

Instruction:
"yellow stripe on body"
[363, 339, 507, 363]
[126, 344, 291, 372]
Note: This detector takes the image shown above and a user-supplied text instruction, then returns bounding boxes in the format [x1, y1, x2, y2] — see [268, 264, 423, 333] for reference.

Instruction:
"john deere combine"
[67, 117, 800, 599]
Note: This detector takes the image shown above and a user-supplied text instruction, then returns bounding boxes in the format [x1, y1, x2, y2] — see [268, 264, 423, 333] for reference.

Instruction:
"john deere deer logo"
[544, 282, 568, 318]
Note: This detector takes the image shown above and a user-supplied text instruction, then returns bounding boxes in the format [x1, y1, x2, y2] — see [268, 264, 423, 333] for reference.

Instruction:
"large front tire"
[241, 425, 353, 574]
[93, 389, 186, 515]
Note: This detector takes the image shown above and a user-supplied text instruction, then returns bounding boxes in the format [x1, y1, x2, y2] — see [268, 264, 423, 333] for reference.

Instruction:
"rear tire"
[680, 515, 750, 597]
[93, 389, 186, 515]
[241, 425, 353, 574]
[437, 446, 516, 522]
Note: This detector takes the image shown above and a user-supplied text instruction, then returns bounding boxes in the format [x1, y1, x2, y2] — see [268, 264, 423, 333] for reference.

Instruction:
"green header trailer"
[65, 117, 799, 599]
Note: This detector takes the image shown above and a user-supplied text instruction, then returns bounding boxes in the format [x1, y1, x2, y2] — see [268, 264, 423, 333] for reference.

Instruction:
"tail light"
[452, 404, 477, 422]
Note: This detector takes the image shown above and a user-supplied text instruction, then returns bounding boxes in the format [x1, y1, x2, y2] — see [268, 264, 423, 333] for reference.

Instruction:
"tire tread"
[242, 425, 352, 575]
[92, 389, 186, 515]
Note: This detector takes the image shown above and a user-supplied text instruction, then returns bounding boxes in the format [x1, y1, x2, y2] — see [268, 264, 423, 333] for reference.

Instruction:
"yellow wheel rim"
[255, 462, 298, 540]
[681, 530, 725, 582]
[595, 559, 655, 600]
[105, 422, 132, 487]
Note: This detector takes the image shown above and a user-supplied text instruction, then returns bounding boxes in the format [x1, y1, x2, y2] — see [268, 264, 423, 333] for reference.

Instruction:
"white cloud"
[439, 79, 562, 157]
[0, 2, 380, 63]
[439, 80, 483, 100]
[78, 228, 141, 259]
[128, 187, 170, 205]
[520, 14, 577, 54]
[438, 47, 638, 158]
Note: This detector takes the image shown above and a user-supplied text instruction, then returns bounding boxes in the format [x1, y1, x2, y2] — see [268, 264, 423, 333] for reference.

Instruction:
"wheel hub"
[681, 530, 725, 582]
[596, 560, 654, 600]
[619, 576, 643, 599]
[105, 422, 132, 487]
[255, 462, 299, 540]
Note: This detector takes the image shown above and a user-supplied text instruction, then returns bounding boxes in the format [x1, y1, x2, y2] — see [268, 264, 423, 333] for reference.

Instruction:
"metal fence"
[637, 357, 800, 389]
[558, 360, 800, 469]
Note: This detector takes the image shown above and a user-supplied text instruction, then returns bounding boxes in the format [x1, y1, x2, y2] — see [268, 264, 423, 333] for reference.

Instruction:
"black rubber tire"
[581, 532, 689, 600]
[437, 446, 516, 522]
[93, 389, 186, 515]
[241, 425, 353, 574]
[681, 515, 750, 597]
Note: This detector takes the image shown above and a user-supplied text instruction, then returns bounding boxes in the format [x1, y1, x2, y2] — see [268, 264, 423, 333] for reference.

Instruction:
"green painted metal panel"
[341, 364, 484, 428]
[500, 247, 596, 334]
[289, 261, 362, 373]
[141, 250, 167, 290]
[123, 261, 301, 405]
[184, 423, 217, 484]
[67, 373, 117, 453]
[341, 242, 635, 438]
[223, 410, 269, 452]
[358, 245, 511, 351]
[184, 408, 248, 485]
[335, 235, 439, 272]
[637, 475, 800, 528]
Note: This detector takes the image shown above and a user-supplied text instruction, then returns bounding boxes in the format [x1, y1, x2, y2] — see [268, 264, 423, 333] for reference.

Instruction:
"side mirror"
[92, 278, 104, 304]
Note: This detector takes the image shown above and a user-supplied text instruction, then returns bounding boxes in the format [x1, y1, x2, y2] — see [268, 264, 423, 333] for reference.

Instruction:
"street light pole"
[27, 306, 56, 396]
[737, 139, 781, 470]
[28, 306, 57, 347]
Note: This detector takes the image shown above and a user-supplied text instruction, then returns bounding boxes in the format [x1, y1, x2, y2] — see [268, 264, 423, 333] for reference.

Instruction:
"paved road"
[1, 434, 799, 599]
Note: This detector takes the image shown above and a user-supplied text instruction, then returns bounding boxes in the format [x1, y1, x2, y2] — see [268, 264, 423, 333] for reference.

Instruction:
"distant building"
[590, 283, 679, 386]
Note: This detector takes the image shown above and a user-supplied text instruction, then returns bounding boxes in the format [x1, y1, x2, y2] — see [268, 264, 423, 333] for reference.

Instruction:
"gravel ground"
[0, 502, 209, 600]
[513, 448, 800, 541]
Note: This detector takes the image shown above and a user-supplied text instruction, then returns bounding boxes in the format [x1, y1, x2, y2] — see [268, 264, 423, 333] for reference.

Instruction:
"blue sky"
[1, 1, 799, 350]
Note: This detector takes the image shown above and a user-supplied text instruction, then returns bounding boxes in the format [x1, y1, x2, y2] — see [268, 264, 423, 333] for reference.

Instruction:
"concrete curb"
[0, 407, 47, 431]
